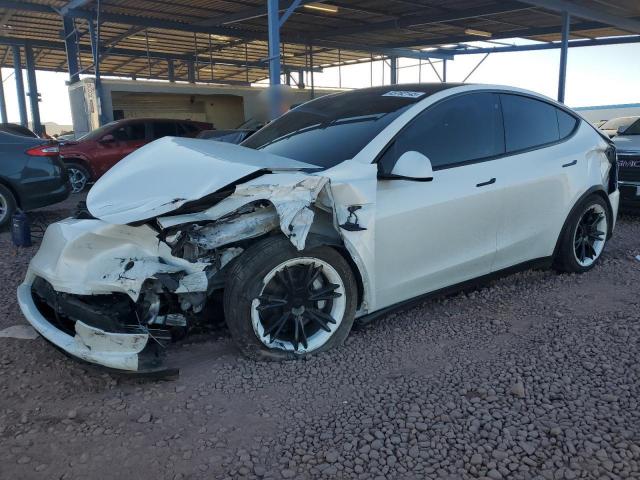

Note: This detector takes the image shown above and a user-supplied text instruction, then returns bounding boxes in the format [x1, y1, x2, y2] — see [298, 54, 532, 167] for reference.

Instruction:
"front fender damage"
[21, 162, 378, 373]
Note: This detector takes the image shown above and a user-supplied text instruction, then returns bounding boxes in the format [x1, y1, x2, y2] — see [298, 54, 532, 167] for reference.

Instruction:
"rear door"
[492, 94, 584, 270]
[150, 121, 178, 141]
[375, 92, 506, 308]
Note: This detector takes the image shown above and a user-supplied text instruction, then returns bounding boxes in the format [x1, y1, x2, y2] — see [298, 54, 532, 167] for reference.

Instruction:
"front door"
[373, 92, 506, 309]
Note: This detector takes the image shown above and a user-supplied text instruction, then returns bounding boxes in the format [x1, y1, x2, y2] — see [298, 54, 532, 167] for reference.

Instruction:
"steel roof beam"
[0, 35, 323, 71]
[60, 0, 93, 16]
[517, 0, 640, 35]
[196, 0, 327, 27]
[439, 34, 640, 55]
[382, 20, 608, 48]
[0, 1, 450, 60]
[313, 2, 530, 38]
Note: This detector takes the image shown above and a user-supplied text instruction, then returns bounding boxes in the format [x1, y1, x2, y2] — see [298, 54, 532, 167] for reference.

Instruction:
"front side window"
[243, 85, 455, 168]
[379, 92, 505, 172]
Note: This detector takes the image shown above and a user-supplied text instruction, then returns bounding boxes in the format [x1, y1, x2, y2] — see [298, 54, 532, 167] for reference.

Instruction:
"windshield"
[601, 117, 638, 131]
[242, 85, 456, 168]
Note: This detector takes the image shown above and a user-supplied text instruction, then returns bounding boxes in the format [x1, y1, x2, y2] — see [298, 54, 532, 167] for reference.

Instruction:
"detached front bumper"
[18, 272, 153, 372]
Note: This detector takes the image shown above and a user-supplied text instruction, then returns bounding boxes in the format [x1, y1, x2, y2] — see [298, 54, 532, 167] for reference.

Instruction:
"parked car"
[0, 132, 70, 229]
[60, 118, 212, 193]
[18, 84, 619, 372]
[197, 129, 257, 144]
[0, 123, 39, 138]
[598, 116, 639, 138]
[612, 117, 640, 212]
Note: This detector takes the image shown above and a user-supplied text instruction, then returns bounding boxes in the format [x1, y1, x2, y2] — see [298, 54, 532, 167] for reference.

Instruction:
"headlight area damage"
[17, 146, 377, 373]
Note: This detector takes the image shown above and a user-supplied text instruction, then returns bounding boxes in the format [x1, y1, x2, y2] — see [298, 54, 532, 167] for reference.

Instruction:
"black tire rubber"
[0, 184, 17, 230]
[553, 194, 610, 273]
[223, 235, 358, 360]
[65, 162, 91, 194]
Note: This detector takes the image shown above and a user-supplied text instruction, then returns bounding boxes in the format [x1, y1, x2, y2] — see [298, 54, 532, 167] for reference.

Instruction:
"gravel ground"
[1, 198, 639, 480]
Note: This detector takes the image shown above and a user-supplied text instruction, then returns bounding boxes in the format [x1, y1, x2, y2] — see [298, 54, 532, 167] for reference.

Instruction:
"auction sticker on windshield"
[382, 91, 426, 98]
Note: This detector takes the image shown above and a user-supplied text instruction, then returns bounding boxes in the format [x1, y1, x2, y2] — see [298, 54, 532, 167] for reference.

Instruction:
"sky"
[1, 40, 639, 127]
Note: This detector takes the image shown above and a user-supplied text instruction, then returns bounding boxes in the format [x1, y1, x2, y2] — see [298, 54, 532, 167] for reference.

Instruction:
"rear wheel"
[223, 236, 357, 360]
[0, 184, 17, 230]
[554, 194, 610, 273]
[65, 162, 91, 193]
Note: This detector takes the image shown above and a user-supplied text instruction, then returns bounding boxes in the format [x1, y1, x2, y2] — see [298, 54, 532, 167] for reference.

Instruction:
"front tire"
[554, 194, 610, 273]
[223, 236, 357, 360]
[0, 184, 17, 230]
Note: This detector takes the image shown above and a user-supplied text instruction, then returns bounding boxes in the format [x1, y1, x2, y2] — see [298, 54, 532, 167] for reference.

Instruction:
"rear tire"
[0, 184, 17, 230]
[223, 236, 357, 360]
[554, 194, 610, 273]
[65, 162, 91, 194]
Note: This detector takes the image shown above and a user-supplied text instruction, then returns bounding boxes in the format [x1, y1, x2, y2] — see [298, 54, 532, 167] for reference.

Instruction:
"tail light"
[26, 144, 60, 157]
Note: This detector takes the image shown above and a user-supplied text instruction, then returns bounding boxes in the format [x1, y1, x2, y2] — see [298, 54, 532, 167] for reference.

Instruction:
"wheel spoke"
[580, 241, 586, 262]
[309, 283, 341, 302]
[304, 263, 322, 288]
[257, 295, 287, 311]
[296, 315, 308, 350]
[307, 308, 337, 325]
[304, 310, 332, 332]
[265, 312, 290, 342]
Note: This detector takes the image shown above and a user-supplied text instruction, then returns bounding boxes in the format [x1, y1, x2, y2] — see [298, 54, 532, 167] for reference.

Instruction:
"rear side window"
[557, 109, 578, 138]
[379, 92, 505, 171]
[178, 122, 199, 136]
[112, 122, 146, 141]
[152, 122, 177, 139]
[501, 94, 560, 152]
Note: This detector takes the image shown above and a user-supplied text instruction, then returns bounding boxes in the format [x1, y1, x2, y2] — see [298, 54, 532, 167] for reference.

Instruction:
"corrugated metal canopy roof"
[0, 0, 639, 84]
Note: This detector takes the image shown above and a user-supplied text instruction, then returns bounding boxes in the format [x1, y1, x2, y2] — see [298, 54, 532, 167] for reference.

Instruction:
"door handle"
[476, 178, 496, 187]
[562, 160, 577, 168]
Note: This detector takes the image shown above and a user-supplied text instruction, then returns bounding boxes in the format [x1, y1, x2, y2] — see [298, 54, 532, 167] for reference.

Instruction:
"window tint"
[622, 119, 640, 135]
[152, 122, 177, 139]
[379, 92, 504, 172]
[178, 122, 199, 136]
[501, 94, 559, 152]
[557, 109, 578, 138]
[111, 122, 146, 142]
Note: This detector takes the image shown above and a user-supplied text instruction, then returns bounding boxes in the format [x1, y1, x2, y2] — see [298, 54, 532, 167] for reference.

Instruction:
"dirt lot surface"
[1, 197, 639, 480]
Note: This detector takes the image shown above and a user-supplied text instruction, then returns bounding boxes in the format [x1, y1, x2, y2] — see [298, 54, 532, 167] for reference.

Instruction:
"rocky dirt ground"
[0, 197, 639, 480]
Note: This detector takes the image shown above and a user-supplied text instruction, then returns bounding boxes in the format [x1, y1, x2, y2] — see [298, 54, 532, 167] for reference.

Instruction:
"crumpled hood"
[87, 137, 317, 224]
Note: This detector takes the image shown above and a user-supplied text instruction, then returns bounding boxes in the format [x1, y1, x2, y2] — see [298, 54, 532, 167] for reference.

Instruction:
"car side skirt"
[355, 256, 553, 327]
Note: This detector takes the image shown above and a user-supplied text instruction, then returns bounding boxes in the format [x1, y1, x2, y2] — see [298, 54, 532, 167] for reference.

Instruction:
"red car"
[60, 118, 212, 193]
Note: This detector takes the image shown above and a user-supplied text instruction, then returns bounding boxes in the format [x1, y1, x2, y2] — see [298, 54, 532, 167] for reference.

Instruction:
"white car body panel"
[17, 84, 620, 371]
[375, 159, 503, 309]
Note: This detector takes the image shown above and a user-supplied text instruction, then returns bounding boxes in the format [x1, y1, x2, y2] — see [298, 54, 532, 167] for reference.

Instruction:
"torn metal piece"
[190, 206, 279, 250]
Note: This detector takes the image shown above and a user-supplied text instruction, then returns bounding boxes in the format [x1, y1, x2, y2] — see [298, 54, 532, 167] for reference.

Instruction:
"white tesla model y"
[18, 84, 619, 371]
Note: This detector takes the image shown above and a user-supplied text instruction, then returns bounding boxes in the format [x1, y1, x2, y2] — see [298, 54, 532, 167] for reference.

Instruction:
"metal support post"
[558, 11, 570, 103]
[12, 46, 28, 127]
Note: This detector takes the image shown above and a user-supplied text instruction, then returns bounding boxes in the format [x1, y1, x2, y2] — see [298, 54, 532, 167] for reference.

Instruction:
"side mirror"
[100, 134, 116, 144]
[381, 151, 434, 182]
[616, 126, 627, 135]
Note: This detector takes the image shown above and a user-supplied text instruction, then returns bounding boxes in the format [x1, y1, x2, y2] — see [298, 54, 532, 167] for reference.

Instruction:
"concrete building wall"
[69, 78, 341, 135]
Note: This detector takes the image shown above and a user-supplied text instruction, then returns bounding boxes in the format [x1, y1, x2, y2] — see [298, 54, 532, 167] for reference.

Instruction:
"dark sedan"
[0, 132, 70, 229]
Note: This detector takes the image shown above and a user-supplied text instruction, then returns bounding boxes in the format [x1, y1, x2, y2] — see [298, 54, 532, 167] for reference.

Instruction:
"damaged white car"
[18, 84, 619, 372]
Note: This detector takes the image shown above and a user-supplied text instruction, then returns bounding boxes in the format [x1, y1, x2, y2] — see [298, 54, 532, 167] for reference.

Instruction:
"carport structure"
[0, 0, 639, 135]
